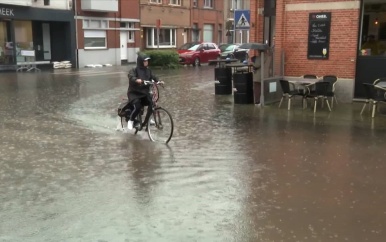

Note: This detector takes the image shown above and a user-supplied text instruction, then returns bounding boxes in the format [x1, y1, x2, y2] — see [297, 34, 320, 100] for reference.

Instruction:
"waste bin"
[214, 67, 232, 95]
[233, 72, 254, 104]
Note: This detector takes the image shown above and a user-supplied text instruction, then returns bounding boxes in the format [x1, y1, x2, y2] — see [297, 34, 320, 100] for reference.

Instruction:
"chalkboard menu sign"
[307, 12, 331, 60]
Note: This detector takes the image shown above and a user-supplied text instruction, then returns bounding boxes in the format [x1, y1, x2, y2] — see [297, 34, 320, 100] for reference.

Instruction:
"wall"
[250, 0, 361, 102]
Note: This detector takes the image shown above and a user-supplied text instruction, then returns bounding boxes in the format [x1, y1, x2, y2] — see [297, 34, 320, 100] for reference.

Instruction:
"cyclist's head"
[137, 53, 151, 68]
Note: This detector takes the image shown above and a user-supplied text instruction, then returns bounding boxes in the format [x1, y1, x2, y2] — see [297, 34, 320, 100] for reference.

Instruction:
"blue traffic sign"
[234, 10, 250, 30]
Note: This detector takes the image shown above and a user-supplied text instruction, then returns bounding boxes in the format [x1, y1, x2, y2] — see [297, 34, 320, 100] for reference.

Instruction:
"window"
[204, 0, 213, 8]
[169, 0, 181, 5]
[149, 0, 161, 3]
[83, 19, 108, 29]
[84, 30, 107, 49]
[193, 0, 197, 7]
[218, 24, 223, 44]
[146, 28, 176, 48]
[231, 0, 241, 10]
[192, 23, 200, 42]
[203, 24, 214, 42]
[128, 31, 134, 42]
[44, 0, 50, 6]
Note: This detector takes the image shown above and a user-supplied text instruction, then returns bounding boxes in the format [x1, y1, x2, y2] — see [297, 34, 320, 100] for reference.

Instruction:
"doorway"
[120, 31, 128, 63]
[0, 20, 15, 65]
[354, 0, 386, 98]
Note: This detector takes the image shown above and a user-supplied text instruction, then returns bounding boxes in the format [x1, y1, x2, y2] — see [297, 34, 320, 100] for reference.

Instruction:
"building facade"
[0, 0, 75, 71]
[191, 0, 224, 44]
[250, 0, 386, 101]
[139, 0, 190, 50]
[75, 0, 140, 67]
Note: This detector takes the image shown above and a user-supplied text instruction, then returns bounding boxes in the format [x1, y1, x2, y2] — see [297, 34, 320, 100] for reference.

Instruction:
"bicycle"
[117, 80, 174, 144]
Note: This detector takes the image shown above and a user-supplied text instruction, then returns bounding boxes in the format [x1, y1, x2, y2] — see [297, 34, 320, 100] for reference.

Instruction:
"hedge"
[142, 50, 180, 69]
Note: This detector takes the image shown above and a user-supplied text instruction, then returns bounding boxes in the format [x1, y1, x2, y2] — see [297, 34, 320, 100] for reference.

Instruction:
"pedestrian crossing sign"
[234, 10, 250, 30]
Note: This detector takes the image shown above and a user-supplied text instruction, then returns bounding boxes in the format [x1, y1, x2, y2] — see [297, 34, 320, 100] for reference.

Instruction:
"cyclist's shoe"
[149, 119, 156, 126]
[127, 121, 134, 130]
[134, 121, 141, 129]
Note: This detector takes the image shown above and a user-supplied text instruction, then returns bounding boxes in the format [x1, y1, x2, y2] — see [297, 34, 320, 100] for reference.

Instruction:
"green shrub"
[142, 50, 180, 69]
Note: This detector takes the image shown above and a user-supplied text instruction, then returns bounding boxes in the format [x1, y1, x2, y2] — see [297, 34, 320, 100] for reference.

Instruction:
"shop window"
[146, 28, 176, 48]
[359, 0, 386, 56]
[204, 0, 213, 8]
[84, 30, 107, 49]
[14, 21, 33, 62]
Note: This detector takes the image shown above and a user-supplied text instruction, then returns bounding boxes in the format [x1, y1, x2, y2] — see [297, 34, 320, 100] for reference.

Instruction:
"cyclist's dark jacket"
[127, 54, 159, 102]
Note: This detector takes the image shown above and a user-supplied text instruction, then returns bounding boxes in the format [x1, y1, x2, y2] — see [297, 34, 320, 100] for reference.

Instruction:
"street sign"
[234, 10, 250, 30]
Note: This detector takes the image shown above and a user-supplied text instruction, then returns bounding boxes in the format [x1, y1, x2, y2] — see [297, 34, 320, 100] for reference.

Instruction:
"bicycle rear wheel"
[147, 107, 174, 143]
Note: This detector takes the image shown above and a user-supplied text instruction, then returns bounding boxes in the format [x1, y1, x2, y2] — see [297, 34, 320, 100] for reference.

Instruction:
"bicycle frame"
[136, 80, 161, 131]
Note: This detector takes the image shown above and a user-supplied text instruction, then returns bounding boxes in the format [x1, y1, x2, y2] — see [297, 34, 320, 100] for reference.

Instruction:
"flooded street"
[1, 66, 386, 241]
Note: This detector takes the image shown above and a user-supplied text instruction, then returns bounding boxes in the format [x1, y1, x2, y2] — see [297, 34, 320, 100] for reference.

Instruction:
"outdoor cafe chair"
[360, 83, 386, 118]
[373, 77, 386, 86]
[305, 81, 332, 113]
[298, 74, 318, 94]
[322, 75, 338, 108]
[279, 79, 307, 110]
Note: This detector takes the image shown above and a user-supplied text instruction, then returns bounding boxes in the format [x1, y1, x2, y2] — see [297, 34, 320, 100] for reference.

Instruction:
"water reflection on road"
[1, 66, 386, 241]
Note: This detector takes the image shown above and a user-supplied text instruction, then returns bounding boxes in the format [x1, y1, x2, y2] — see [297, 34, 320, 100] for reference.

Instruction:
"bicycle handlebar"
[143, 80, 164, 87]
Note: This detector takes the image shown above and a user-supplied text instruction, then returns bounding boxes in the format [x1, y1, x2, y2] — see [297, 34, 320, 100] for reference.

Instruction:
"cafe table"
[283, 76, 321, 93]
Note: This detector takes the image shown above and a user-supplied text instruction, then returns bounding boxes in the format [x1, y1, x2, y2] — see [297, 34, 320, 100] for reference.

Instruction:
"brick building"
[75, 0, 140, 67]
[250, 0, 386, 101]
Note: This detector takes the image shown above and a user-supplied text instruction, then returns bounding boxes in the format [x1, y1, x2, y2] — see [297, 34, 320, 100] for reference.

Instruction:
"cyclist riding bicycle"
[126, 53, 160, 130]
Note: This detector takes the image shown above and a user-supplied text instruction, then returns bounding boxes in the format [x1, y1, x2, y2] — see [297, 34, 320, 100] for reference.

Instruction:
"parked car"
[218, 43, 249, 62]
[179, 42, 221, 66]
[177, 41, 201, 54]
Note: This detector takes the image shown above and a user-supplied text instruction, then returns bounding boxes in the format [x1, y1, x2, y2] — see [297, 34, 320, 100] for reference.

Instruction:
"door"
[120, 31, 127, 60]
[42, 23, 51, 60]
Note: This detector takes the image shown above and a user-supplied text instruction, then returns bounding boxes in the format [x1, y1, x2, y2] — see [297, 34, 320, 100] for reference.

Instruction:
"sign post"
[234, 10, 250, 44]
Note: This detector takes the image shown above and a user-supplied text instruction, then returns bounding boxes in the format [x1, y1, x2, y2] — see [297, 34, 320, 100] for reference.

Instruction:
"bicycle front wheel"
[147, 107, 174, 143]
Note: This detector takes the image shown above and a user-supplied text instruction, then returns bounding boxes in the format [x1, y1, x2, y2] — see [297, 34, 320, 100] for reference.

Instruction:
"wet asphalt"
[1, 65, 386, 242]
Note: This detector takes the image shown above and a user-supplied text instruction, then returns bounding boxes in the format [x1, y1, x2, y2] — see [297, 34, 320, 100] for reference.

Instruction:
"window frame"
[84, 30, 107, 50]
[149, 0, 162, 3]
[169, 0, 182, 6]
[204, 0, 213, 8]
[146, 27, 177, 48]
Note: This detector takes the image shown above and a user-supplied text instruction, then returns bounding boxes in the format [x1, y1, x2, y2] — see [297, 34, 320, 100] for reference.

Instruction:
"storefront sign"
[0, 8, 14, 17]
[307, 12, 331, 60]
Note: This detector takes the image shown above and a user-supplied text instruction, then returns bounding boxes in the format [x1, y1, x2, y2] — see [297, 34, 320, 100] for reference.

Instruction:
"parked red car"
[178, 42, 221, 66]
[177, 41, 201, 54]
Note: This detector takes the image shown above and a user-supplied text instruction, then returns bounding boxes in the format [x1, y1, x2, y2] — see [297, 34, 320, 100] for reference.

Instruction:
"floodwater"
[1, 66, 386, 242]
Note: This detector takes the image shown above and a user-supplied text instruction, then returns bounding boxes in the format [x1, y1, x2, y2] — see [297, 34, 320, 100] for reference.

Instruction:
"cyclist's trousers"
[128, 95, 151, 121]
